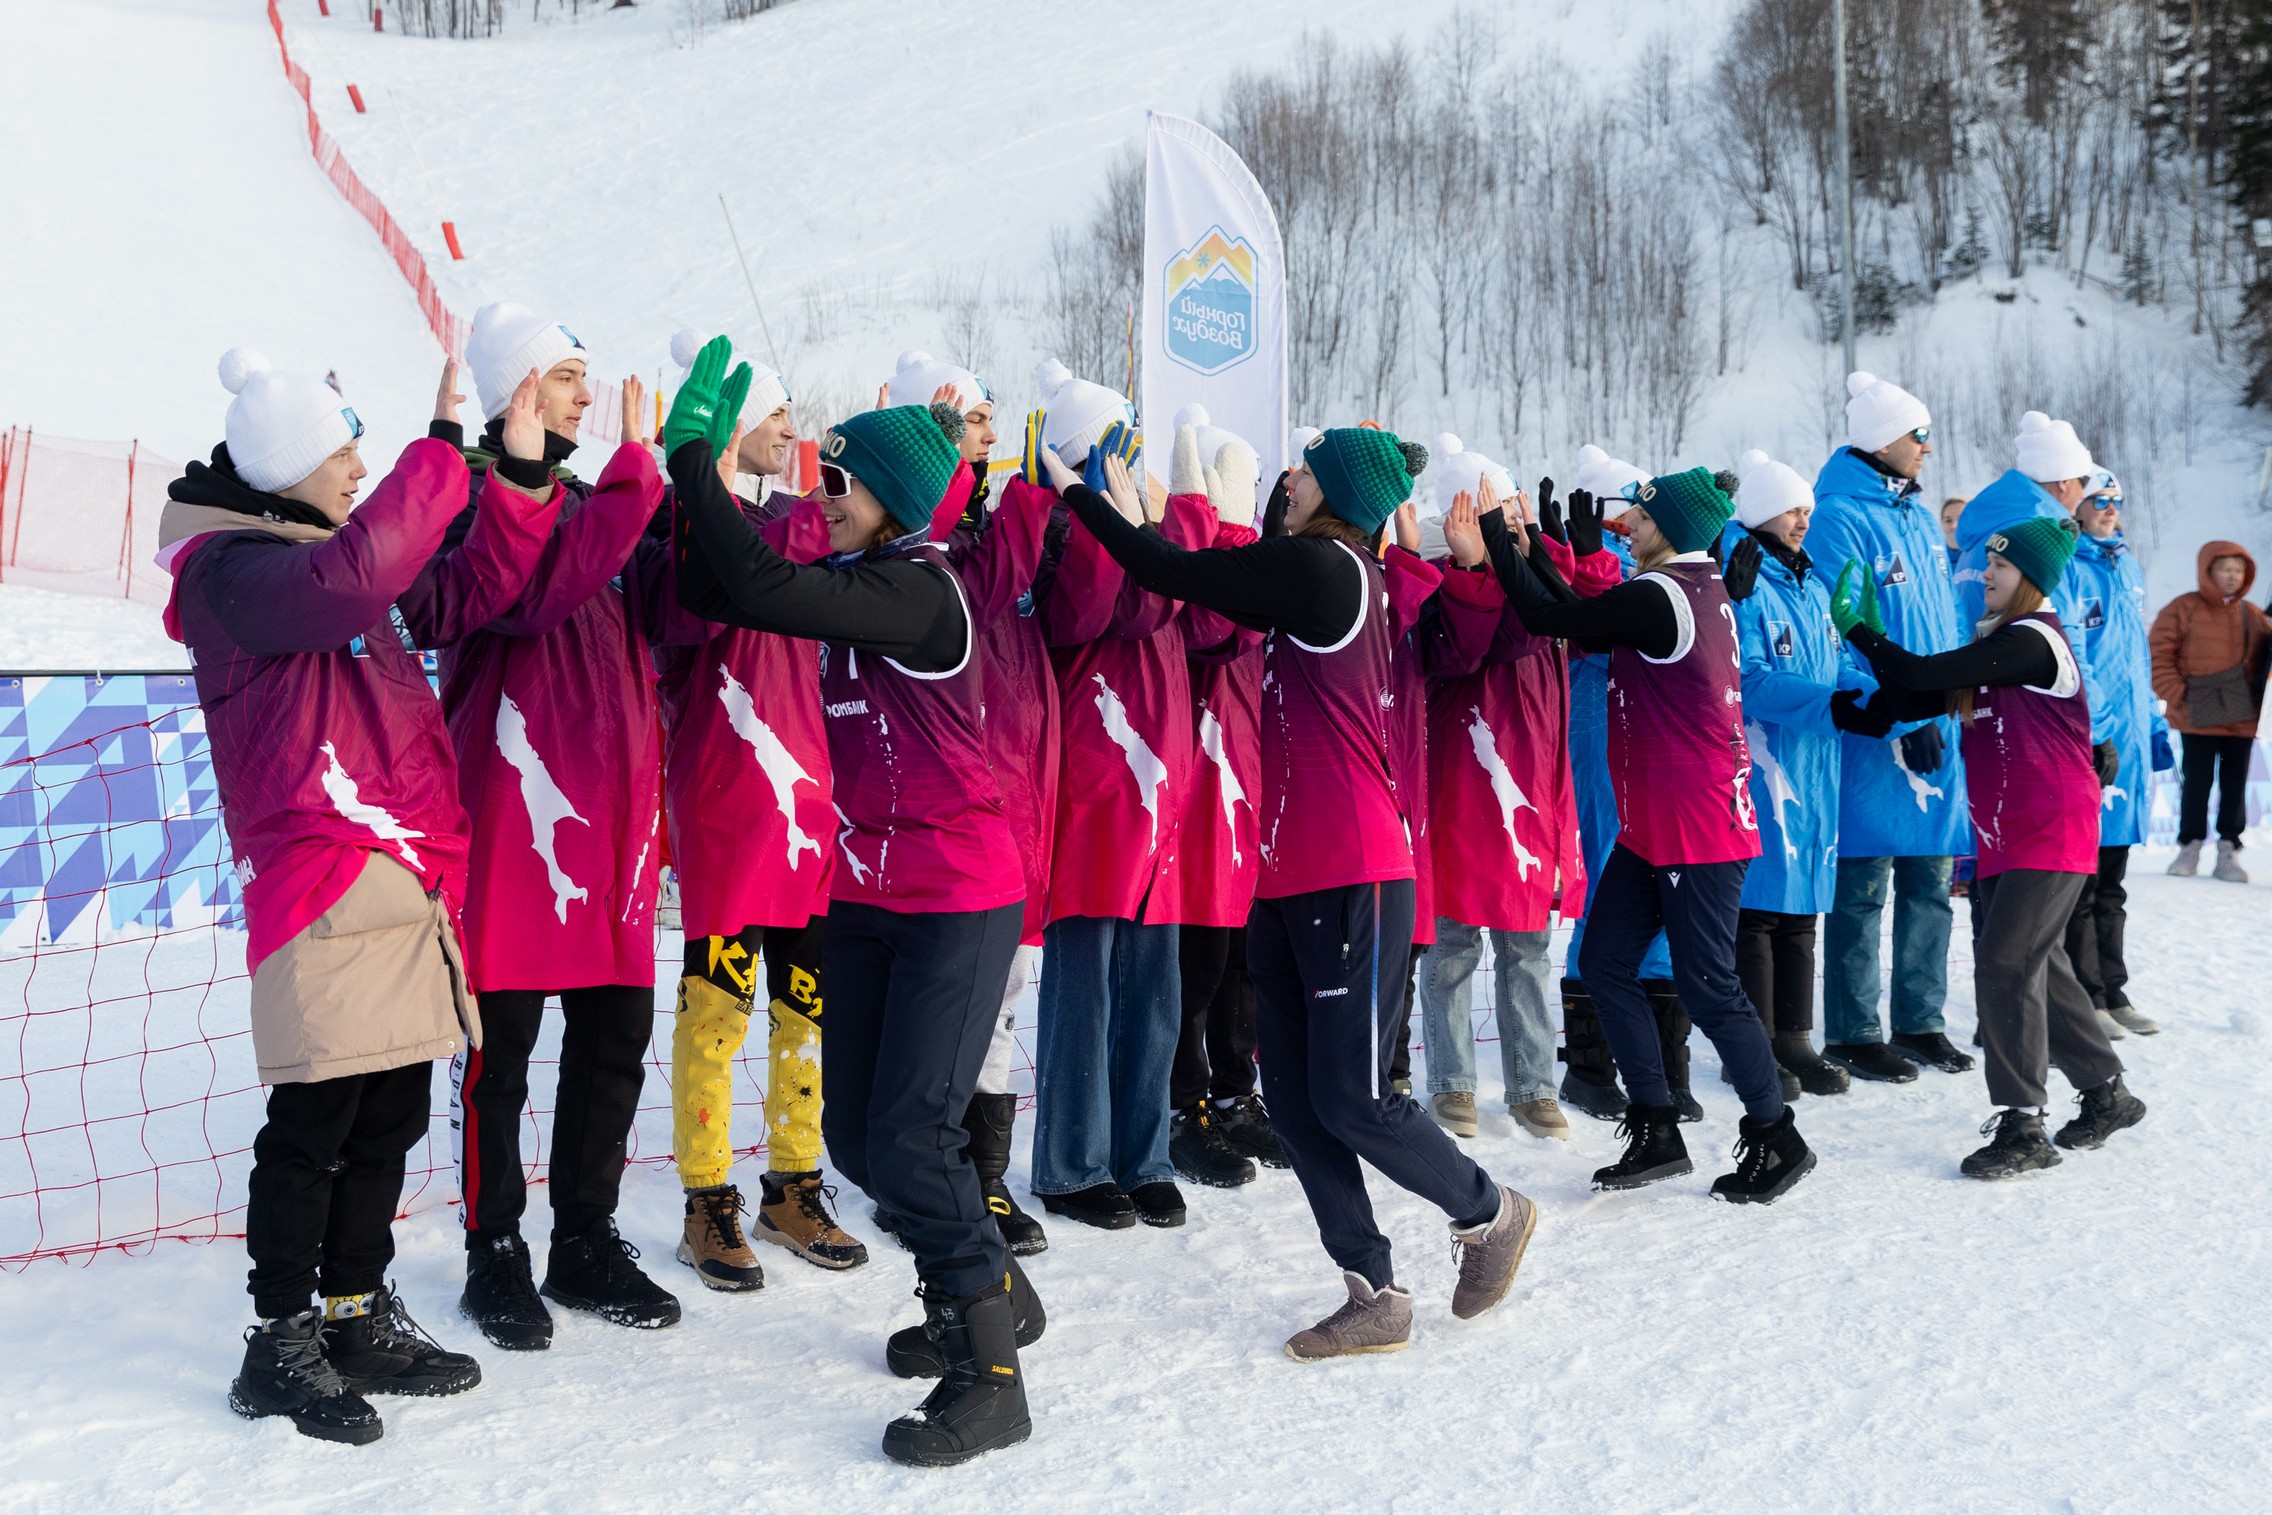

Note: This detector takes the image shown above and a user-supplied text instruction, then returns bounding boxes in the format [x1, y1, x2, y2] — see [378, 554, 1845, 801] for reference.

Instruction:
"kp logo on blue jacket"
[1163, 226, 1258, 375]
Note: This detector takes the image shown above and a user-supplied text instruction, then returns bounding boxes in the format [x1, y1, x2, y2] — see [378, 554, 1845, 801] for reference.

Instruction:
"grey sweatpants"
[1973, 868, 2123, 1109]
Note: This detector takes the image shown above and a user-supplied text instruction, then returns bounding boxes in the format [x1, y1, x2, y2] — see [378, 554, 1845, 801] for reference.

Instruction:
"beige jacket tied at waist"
[251, 851, 481, 1084]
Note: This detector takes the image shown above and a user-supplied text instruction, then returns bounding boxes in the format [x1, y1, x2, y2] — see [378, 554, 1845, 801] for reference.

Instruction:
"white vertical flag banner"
[1141, 110, 1288, 496]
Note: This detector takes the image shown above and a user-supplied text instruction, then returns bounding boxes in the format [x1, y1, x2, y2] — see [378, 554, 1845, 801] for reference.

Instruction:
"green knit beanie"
[822, 403, 965, 534]
[1985, 513, 2082, 593]
[1631, 466, 1737, 554]
[1303, 427, 1429, 535]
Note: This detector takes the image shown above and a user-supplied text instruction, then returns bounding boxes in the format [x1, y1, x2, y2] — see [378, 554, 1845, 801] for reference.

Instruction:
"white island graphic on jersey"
[496, 694, 589, 922]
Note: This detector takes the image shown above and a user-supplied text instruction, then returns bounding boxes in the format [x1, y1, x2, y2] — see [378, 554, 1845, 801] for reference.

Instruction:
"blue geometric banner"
[0, 674, 241, 947]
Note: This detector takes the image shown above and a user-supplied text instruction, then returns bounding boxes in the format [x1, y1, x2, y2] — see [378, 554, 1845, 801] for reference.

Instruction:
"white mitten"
[1170, 424, 1207, 498]
[1209, 438, 1260, 526]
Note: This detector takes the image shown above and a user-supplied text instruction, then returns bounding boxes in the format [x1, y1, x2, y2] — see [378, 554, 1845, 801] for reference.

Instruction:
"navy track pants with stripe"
[1248, 879, 1498, 1290]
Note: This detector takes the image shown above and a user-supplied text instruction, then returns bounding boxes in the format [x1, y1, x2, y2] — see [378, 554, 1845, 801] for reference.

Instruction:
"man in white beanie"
[1807, 373, 1971, 1085]
[408, 301, 684, 1351]
[1034, 358, 1133, 468]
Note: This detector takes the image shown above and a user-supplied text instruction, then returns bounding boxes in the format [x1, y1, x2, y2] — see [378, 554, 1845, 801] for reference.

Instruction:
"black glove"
[1724, 536, 1763, 602]
[1262, 469, 1290, 540]
[1534, 476, 1567, 545]
[2093, 739, 2121, 786]
[1567, 488, 1604, 557]
[1829, 688, 1895, 738]
[1898, 723, 1946, 775]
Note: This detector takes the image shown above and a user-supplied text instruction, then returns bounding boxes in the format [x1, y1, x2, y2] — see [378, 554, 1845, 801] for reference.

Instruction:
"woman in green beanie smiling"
[663, 336, 1036, 1468]
[1481, 466, 1819, 1205]
[1828, 512, 2143, 1181]
[1039, 424, 1540, 1365]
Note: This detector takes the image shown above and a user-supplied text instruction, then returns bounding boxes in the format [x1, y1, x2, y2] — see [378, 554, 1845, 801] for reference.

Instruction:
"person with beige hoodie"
[2150, 541, 2271, 881]
[160, 352, 565, 1445]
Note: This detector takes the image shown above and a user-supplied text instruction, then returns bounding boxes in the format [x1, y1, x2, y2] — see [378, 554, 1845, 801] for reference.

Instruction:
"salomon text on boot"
[888, 1254, 1046, 1379]
[881, 1282, 1032, 1467]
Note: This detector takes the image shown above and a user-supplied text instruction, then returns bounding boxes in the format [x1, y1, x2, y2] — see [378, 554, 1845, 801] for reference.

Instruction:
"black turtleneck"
[167, 444, 337, 532]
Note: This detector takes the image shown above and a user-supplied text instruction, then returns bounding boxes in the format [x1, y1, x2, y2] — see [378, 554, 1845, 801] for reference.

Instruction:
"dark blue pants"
[821, 899, 1024, 1298]
[1248, 879, 1498, 1291]
[1578, 844, 1785, 1123]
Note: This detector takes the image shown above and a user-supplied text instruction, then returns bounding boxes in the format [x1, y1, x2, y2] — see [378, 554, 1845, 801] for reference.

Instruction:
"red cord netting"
[1, 673, 1040, 1271]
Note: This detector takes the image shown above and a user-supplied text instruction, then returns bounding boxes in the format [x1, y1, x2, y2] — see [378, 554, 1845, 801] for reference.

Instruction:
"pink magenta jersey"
[1257, 540, 1417, 898]
[1605, 556, 1762, 867]
[1160, 520, 1266, 928]
[1965, 609, 2099, 877]
[818, 543, 1025, 912]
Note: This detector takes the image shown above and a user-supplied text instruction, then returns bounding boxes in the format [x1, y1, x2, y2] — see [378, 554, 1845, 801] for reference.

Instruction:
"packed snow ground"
[0, 586, 185, 671]
[4, 853, 2270, 1512]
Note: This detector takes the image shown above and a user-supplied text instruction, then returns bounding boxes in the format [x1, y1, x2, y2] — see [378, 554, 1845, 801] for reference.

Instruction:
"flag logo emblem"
[1163, 226, 1258, 375]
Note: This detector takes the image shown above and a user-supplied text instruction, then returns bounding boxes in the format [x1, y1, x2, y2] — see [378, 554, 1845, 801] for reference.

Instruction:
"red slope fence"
[0, 430, 182, 609]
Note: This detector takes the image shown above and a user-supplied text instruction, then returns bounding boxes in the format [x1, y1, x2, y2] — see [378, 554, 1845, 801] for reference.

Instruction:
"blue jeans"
[1417, 921, 1556, 1105]
[1823, 855, 1952, 1044]
[1031, 916, 1179, 1195]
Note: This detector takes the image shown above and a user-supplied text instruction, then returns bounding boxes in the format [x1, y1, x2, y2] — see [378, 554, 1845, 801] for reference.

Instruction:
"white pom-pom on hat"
[215, 346, 357, 494]
[1573, 441, 1649, 515]
[1847, 371, 1878, 400]
[1734, 447, 1816, 528]
[467, 300, 597, 420]
[1428, 431, 1516, 520]
[2014, 409, 2095, 483]
[217, 347, 271, 395]
[669, 327, 712, 371]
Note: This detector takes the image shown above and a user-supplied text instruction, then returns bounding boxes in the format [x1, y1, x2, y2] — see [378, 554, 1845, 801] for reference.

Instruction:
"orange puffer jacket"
[2149, 541, 2271, 737]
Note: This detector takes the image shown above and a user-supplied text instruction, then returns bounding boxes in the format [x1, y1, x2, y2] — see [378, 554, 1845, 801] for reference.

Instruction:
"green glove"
[713, 362, 753, 456]
[663, 334, 733, 457]
[1829, 559, 1886, 639]
[1020, 407, 1048, 486]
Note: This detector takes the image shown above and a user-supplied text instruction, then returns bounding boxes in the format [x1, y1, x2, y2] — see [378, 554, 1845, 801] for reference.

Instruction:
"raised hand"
[1170, 424, 1207, 497]
[1724, 535, 1763, 602]
[663, 334, 732, 457]
[1021, 409, 1049, 487]
[1102, 452, 1145, 526]
[1534, 476, 1567, 544]
[1209, 438, 1259, 526]
[620, 373, 647, 448]
[1443, 489, 1486, 568]
[1393, 499, 1422, 554]
[501, 369, 543, 462]
[713, 363, 753, 455]
[1566, 488, 1604, 556]
[434, 357, 465, 424]
[1037, 442, 1081, 496]
[716, 420, 746, 493]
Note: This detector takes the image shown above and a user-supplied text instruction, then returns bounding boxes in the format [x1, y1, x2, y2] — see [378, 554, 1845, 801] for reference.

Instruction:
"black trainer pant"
[1736, 909, 1817, 1039]
[457, 984, 653, 1246]
[1248, 880, 1497, 1291]
[821, 899, 1023, 1300]
[1172, 925, 1258, 1108]
[247, 1061, 431, 1319]
[1579, 844, 1783, 1123]
[1973, 868, 2124, 1109]
[2179, 733, 2252, 845]
[2061, 846, 2132, 1010]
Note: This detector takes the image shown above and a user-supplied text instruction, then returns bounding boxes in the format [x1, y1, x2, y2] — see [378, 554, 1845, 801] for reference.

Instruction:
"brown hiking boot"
[1510, 1096, 1571, 1141]
[676, 1185, 765, 1293]
[1284, 1271, 1413, 1361]
[1449, 1183, 1538, 1320]
[756, 1172, 870, 1271]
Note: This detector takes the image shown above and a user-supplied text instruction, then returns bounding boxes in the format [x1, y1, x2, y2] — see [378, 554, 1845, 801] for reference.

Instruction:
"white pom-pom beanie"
[1572, 442, 1650, 517]
[2014, 410, 2095, 483]
[1428, 431, 1517, 517]
[887, 349, 987, 414]
[1734, 447, 1816, 529]
[1035, 358, 1132, 465]
[468, 301, 596, 420]
[217, 348, 359, 493]
[1844, 371, 1932, 453]
[669, 327, 790, 423]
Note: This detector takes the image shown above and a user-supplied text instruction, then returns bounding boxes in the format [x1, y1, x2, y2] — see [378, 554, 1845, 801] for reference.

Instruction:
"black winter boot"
[1961, 1108, 2061, 1179]
[2053, 1074, 2147, 1151]
[888, 1254, 1046, 1379]
[1559, 979, 1629, 1121]
[1129, 1180, 1188, 1228]
[542, 1218, 682, 1330]
[964, 1092, 1048, 1255]
[460, 1232, 552, 1351]
[1709, 1109, 1816, 1203]
[1169, 1104, 1257, 1188]
[1039, 1182, 1137, 1230]
[881, 1283, 1033, 1467]
[1591, 1103, 1693, 1190]
[1773, 1033, 1851, 1096]
[323, 1285, 481, 1396]
[229, 1309, 384, 1445]
[1892, 1030, 1976, 1074]
[1645, 980, 1704, 1121]
[1823, 1040, 1920, 1084]
[1214, 1093, 1290, 1168]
